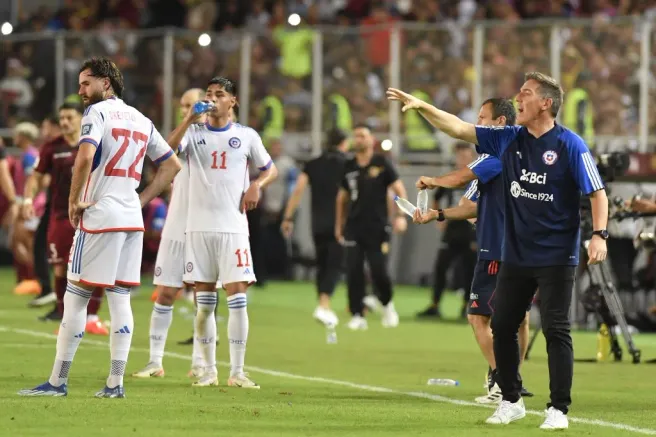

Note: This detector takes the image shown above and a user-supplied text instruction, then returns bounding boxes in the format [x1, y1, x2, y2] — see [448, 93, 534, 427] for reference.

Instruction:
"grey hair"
[524, 72, 564, 118]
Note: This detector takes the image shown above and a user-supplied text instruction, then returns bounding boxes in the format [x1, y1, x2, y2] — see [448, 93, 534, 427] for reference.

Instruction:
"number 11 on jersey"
[211, 151, 227, 170]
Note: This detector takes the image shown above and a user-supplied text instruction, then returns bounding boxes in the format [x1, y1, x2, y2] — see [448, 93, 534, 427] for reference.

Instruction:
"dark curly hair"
[79, 57, 125, 99]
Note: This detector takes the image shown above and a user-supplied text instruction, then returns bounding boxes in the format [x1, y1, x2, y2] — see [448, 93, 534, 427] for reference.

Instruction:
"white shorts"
[153, 239, 185, 288]
[184, 232, 256, 286]
[67, 229, 143, 288]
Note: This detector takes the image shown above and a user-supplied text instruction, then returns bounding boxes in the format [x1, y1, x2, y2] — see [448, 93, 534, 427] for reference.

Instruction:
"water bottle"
[394, 195, 416, 217]
[326, 323, 337, 344]
[417, 189, 428, 214]
[596, 323, 611, 362]
[193, 100, 215, 115]
[427, 378, 459, 386]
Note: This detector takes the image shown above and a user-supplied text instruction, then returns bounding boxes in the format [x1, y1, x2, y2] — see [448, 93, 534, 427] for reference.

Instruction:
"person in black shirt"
[416, 143, 477, 319]
[281, 129, 350, 327]
[335, 124, 408, 331]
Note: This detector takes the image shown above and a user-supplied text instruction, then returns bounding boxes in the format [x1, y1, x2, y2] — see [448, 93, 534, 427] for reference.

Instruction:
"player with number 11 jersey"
[167, 76, 278, 389]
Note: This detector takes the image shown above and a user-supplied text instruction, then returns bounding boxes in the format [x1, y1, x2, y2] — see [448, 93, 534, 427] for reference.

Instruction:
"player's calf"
[225, 282, 251, 384]
[194, 287, 218, 382]
[18, 281, 93, 396]
[105, 285, 134, 391]
[132, 285, 178, 378]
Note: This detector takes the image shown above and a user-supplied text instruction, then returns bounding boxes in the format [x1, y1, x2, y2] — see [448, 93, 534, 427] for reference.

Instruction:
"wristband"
[436, 209, 445, 222]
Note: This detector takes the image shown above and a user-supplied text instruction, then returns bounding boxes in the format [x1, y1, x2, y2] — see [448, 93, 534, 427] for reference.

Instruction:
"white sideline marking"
[2, 325, 655, 435]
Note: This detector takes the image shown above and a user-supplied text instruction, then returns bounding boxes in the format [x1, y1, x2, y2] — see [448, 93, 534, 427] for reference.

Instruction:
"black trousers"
[607, 237, 637, 292]
[313, 232, 343, 297]
[345, 232, 392, 316]
[492, 263, 575, 414]
[432, 241, 476, 305]
[33, 202, 51, 295]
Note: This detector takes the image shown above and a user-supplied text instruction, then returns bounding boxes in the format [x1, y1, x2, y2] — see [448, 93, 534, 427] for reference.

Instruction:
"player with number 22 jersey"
[19, 57, 181, 399]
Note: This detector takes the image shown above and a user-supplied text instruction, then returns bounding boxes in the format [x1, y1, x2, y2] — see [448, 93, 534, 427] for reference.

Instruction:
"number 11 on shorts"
[235, 248, 250, 267]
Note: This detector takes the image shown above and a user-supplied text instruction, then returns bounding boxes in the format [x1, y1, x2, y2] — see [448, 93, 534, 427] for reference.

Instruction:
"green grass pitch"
[0, 269, 655, 436]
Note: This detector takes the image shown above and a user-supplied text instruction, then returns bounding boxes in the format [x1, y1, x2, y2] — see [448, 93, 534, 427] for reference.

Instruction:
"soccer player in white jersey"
[168, 76, 278, 388]
[18, 57, 181, 398]
[133, 90, 239, 379]
[132, 88, 205, 379]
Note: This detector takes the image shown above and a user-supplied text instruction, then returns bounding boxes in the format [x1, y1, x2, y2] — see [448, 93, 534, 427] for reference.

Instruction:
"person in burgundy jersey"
[28, 114, 63, 309]
[22, 102, 108, 335]
[8, 122, 40, 294]
[141, 196, 168, 273]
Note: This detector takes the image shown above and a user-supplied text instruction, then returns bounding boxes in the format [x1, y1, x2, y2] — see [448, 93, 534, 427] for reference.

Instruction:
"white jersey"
[160, 150, 190, 242]
[180, 122, 272, 235]
[78, 97, 173, 233]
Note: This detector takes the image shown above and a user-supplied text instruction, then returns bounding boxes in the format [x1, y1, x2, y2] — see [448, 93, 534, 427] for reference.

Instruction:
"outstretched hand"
[386, 88, 425, 112]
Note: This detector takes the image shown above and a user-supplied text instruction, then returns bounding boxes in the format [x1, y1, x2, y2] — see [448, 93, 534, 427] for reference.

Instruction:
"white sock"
[191, 318, 210, 369]
[194, 291, 217, 375]
[87, 314, 99, 323]
[105, 286, 134, 388]
[227, 293, 248, 377]
[149, 303, 173, 366]
[49, 283, 91, 387]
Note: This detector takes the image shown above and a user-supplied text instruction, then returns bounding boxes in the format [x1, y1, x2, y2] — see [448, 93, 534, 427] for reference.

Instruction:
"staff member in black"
[389, 72, 608, 430]
[281, 129, 349, 327]
[335, 124, 408, 331]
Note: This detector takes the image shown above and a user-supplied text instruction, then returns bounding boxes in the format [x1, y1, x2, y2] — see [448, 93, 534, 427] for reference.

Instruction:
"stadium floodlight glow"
[1, 22, 13, 36]
[381, 139, 393, 151]
[288, 13, 301, 26]
[198, 33, 211, 47]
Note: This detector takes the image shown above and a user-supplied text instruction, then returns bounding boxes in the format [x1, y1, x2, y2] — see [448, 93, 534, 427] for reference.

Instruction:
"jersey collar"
[205, 122, 232, 132]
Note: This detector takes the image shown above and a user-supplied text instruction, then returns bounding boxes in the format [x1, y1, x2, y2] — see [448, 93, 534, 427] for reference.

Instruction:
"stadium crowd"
[1, 0, 656, 314]
[1, 0, 656, 141]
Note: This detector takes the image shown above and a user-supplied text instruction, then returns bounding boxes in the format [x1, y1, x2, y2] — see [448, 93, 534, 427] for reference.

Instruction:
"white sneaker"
[192, 370, 219, 387]
[313, 306, 339, 326]
[540, 407, 568, 430]
[131, 362, 165, 378]
[347, 315, 368, 331]
[227, 373, 260, 389]
[187, 366, 205, 378]
[485, 398, 526, 425]
[381, 302, 399, 328]
[475, 383, 502, 404]
[363, 295, 381, 313]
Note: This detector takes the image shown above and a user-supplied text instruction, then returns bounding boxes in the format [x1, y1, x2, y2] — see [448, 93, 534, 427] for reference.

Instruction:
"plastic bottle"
[193, 100, 215, 115]
[394, 195, 416, 217]
[326, 322, 337, 344]
[417, 189, 429, 214]
[427, 378, 459, 386]
[596, 323, 611, 362]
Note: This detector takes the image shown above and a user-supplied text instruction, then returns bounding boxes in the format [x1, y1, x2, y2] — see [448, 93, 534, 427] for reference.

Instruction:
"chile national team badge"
[542, 150, 558, 165]
[228, 137, 241, 149]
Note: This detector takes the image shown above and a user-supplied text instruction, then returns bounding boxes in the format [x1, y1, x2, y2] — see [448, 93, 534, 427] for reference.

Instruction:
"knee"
[468, 314, 490, 331]
[540, 312, 570, 338]
[156, 287, 177, 306]
[491, 313, 522, 335]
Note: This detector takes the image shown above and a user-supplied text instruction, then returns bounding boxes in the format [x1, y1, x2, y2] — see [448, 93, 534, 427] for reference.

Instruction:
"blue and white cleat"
[18, 381, 67, 397]
[95, 385, 125, 398]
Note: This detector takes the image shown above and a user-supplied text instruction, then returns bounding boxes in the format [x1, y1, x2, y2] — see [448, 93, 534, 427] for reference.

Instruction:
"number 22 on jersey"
[105, 128, 148, 181]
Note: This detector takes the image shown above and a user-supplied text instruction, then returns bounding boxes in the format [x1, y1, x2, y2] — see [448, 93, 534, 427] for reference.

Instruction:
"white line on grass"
[2, 325, 655, 435]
